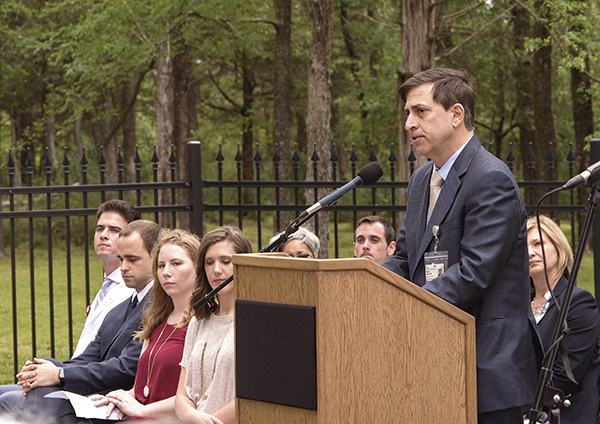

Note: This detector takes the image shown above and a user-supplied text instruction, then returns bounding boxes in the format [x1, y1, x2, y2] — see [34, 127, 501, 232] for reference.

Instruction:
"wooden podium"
[233, 254, 477, 424]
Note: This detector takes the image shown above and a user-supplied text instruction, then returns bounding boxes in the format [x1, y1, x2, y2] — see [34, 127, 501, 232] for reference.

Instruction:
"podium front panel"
[236, 300, 317, 411]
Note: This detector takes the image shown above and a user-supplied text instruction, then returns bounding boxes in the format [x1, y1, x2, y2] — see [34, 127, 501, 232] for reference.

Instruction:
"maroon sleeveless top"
[134, 320, 187, 405]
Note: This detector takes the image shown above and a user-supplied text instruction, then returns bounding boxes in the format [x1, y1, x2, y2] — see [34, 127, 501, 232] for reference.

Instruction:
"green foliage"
[2, 0, 600, 224]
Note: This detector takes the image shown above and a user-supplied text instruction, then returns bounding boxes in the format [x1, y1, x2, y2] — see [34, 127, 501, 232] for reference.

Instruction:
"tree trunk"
[306, 0, 333, 258]
[119, 78, 138, 186]
[173, 36, 196, 231]
[74, 117, 83, 160]
[513, 6, 536, 201]
[156, 39, 175, 227]
[571, 60, 593, 177]
[272, 0, 293, 231]
[44, 90, 56, 178]
[397, 0, 443, 218]
[89, 91, 118, 185]
[340, 0, 366, 122]
[571, 61, 593, 247]
[531, 5, 556, 205]
[10, 104, 35, 186]
[569, 0, 594, 243]
[241, 63, 255, 209]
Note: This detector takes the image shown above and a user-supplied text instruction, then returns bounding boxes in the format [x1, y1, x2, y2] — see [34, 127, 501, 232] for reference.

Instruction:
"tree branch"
[358, 12, 400, 34]
[207, 69, 241, 110]
[440, 1, 485, 26]
[102, 61, 154, 145]
[512, 0, 600, 85]
[203, 102, 238, 113]
[436, 3, 517, 61]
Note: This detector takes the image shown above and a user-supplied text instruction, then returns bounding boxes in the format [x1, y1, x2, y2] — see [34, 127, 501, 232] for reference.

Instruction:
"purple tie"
[91, 277, 112, 313]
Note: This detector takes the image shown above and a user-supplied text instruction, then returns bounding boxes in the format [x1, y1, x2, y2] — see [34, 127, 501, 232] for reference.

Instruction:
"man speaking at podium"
[383, 68, 539, 424]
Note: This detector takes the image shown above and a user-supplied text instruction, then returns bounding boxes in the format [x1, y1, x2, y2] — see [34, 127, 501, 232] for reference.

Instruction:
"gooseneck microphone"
[562, 160, 600, 190]
[193, 161, 383, 311]
[298, 162, 383, 218]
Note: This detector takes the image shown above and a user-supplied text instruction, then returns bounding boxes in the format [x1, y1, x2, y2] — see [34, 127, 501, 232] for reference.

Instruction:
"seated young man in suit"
[0, 200, 141, 419]
[0, 220, 160, 423]
[73, 199, 141, 358]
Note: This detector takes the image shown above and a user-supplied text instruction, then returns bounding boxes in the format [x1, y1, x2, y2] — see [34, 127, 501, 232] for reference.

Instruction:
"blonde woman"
[527, 215, 600, 423]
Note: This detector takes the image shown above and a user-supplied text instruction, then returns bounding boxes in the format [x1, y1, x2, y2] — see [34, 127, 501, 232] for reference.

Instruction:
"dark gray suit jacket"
[383, 135, 540, 414]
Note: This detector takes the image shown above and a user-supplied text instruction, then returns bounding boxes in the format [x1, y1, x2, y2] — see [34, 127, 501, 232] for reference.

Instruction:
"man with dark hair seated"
[0, 220, 160, 424]
[353, 215, 396, 265]
[0, 200, 141, 419]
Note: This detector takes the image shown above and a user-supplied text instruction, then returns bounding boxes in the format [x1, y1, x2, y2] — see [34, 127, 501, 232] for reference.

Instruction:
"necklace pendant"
[203, 393, 208, 400]
[143, 385, 150, 398]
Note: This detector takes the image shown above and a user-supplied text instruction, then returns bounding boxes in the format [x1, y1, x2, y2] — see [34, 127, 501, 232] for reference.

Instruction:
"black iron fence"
[0, 139, 598, 380]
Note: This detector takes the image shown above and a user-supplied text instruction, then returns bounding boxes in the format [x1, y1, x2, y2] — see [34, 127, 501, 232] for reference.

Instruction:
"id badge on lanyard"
[424, 225, 449, 283]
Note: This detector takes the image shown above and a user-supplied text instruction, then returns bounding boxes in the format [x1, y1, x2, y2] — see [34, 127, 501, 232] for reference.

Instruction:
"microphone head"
[358, 162, 383, 185]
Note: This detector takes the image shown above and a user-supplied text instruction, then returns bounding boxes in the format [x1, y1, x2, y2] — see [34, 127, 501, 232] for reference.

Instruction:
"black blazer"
[383, 135, 540, 414]
[537, 276, 600, 424]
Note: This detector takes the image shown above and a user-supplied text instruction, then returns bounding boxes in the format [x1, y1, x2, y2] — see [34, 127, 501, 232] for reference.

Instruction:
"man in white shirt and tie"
[72, 199, 142, 357]
[0, 199, 142, 418]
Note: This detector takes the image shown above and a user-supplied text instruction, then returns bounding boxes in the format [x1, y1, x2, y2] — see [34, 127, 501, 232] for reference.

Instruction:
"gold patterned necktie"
[428, 170, 444, 222]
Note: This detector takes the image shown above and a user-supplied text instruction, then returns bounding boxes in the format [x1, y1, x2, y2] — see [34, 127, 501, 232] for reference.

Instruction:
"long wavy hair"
[136, 229, 201, 341]
[192, 226, 252, 320]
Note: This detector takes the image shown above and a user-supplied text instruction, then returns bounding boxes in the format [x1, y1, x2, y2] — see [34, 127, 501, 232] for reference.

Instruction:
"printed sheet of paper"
[45, 391, 120, 420]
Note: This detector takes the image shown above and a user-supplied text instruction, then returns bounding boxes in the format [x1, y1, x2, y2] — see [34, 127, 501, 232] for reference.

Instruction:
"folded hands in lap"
[16, 358, 60, 394]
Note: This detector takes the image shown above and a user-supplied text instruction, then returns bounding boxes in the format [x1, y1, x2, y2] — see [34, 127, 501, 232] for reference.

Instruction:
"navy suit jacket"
[26, 288, 151, 409]
[383, 135, 540, 413]
[60, 290, 151, 394]
[537, 276, 600, 423]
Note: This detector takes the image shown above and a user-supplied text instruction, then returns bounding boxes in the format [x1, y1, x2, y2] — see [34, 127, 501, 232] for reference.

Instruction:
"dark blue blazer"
[61, 290, 151, 394]
[26, 288, 152, 412]
[537, 276, 600, 424]
[383, 135, 540, 414]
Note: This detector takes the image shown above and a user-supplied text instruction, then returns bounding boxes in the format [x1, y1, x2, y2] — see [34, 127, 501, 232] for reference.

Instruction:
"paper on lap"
[45, 391, 120, 420]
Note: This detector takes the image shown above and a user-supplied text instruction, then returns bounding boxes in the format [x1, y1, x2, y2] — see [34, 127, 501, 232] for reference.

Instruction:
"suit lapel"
[415, 136, 483, 270]
[101, 293, 147, 359]
[546, 276, 568, 314]
[405, 164, 431, 279]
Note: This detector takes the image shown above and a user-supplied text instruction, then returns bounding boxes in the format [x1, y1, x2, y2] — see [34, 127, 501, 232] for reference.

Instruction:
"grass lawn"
[0, 248, 104, 384]
[0, 218, 596, 384]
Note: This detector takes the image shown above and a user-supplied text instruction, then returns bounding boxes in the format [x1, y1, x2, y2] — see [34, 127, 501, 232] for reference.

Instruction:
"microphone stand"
[193, 162, 383, 311]
[193, 213, 316, 310]
[528, 175, 600, 423]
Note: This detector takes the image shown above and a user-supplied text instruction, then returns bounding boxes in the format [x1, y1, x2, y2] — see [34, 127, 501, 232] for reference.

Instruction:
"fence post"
[188, 141, 204, 237]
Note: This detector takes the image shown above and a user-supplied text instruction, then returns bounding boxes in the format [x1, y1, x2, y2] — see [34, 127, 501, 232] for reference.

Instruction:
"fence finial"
[80, 146, 88, 167]
[388, 143, 397, 163]
[330, 143, 338, 163]
[311, 143, 319, 162]
[273, 143, 281, 162]
[254, 143, 263, 162]
[369, 143, 377, 162]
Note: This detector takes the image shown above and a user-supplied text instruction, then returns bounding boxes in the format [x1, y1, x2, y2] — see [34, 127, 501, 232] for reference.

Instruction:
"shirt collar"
[133, 280, 154, 303]
[435, 134, 473, 180]
[105, 268, 125, 285]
